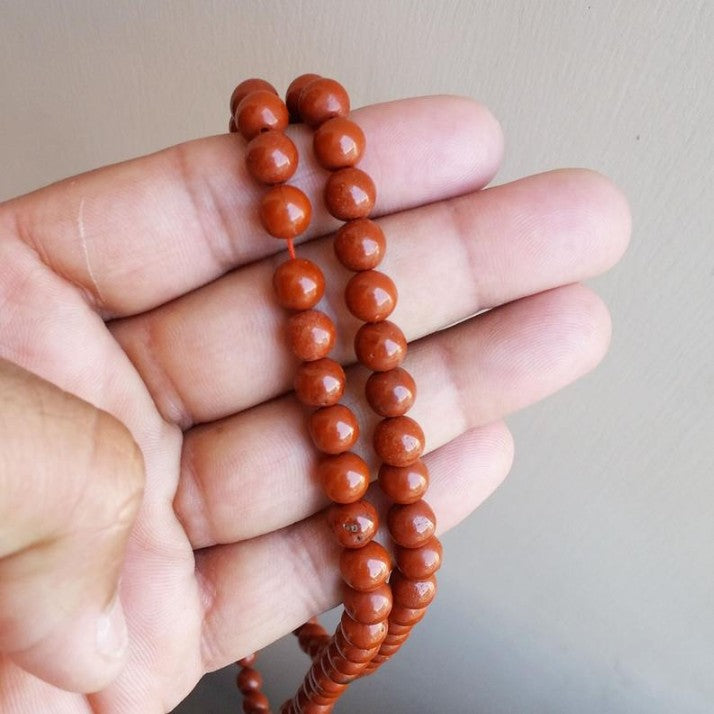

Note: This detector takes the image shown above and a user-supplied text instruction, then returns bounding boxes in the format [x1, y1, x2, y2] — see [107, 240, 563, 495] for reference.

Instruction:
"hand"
[0, 96, 630, 713]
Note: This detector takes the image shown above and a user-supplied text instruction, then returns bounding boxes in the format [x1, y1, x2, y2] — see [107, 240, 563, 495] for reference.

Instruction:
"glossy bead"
[334, 628, 379, 663]
[294, 358, 345, 407]
[242, 689, 270, 713]
[298, 77, 350, 127]
[390, 571, 437, 609]
[373, 415, 425, 467]
[238, 653, 257, 667]
[324, 167, 376, 221]
[328, 499, 378, 548]
[309, 404, 359, 454]
[387, 622, 412, 636]
[378, 459, 429, 504]
[334, 218, 386, 271]
[345, 270, 397, 323]
[246, 130, 298, 184]
[340, 611, 388, 648]
[395, 536, 443, 579]
[313, 117, 365, 169]
[354, 320, 407, 372]
[273, 258, 324, 310]
[259, 184, 311, 239]
[286, 73, 322, 120]
[387, 499, 436, 548]
[286, 310, 335, 361]
[236, 667, 263, 693]
[389, 605, 428, 626]
[230, 78, 278, 114]
[317, 452, 369, 503]
[340, 540, 391, 591]
[235, 89, 289, 140]
[342, 582, 392, 623]
[366, 367, 415, 416]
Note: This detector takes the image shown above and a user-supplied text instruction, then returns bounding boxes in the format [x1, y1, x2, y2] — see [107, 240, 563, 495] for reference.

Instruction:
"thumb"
[0, 358, 144, 693]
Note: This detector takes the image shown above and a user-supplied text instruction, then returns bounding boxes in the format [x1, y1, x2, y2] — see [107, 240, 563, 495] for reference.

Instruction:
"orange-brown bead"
[294, 358, 345, 407]
[286, 73, 322, 120]
[345, 270, 397, 323]
[273, 258, 324, 310]
[334, 218, 386, 271]
[387, 499, 436, 548]
[324, 167, 376, 221]
[313, 117, 365, 170]
[390, 571, 437, 609]
[354, 320, 407, 372]
[230, 78, 278, 114]
[328, 499, 378, 548]
[237, 667, 263, 693]
[342, 582, 393, 623]
[246, 130, 298, 184]
[373, 415, 425, 467]
[259, 184, 311, 239]
[340, 540, 391, 591]
[378, 459, 429, 504]
[340, 611, 388, 648]
[286, 310, 335, 361]
[235, 89, 289, 140]
[334, 628, 379, 663]
[238, 653, 257, 667]
[365, 367, 415, 416]
[242, 689, 270, 713]
[309, 404, 359, 454]
[317, 452, 369, 503]
[395, 536, 443, 579]
[389, 605, 428, 626]
[298, 77, 350, 127]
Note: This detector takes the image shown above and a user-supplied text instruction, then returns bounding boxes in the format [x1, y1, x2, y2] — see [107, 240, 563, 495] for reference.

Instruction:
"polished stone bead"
[373, 415, 424, 467]
[294, 358, 345, 407]
[378, 459, 429, 504]
[259, 184, 311, 239]
[317, 451, 369, 503]
[273, 258, 324, 310]
[313, 117, 365, 169]
[238, 653, 257, 667]
[230, 78, 278, 114]
[354, 320, 407, 372]
[390, 571, 437, 609]
[286, 310, 335, 361]
[345, 270, 397, 322]
[395, 536, 443, 578]
[298, 77, 350, 127]
[365, 367, 415, 416]
[342, 582, 392, 623]
[309, 404, 359, 454]
[387, 499, 436, 548]
[235, 89, 289, 140]
[334, 218, 386, 271]
[334, 628, 379, 663]
[328, 499, 378, 548]
[236, 667, 263, 693]
[246, 130, 298, 184]
[324, 167, 376, 221]
[340, 540, 392, 591]
[286, 73, 322, 120]
[389, 605, 428, 626]
[340, 611, 388, 648]
[242, 689, 270, 712]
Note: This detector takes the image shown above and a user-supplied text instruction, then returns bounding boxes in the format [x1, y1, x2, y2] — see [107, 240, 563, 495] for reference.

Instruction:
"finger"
[3, 96, 503, 317]
[111, 168, 629, 427]
[197, 419, 514, 671]
[0, 359, 144, 693]
[176, 283, 611, 549]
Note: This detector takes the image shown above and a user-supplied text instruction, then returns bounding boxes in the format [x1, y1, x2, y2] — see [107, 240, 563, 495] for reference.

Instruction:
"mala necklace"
[226, 75, 442, 713]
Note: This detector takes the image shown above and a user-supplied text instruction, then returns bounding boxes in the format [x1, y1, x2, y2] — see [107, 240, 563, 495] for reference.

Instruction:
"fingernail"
[96, 593, 128, 660]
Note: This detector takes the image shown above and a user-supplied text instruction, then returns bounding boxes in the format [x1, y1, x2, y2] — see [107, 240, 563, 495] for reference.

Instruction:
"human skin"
[0, 95, 630, 713]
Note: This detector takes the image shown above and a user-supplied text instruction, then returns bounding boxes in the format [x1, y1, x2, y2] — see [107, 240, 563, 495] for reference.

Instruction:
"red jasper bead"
[313, 117, 366, 169]
[246, 130, 298, 184]
[390, 571, 437, 609]
[286, 73, 322, 120]
[354, 320, 407, 372]
[259, 184, 311, 239]
[294, 358, 345, 407]
[389, 605, 428, 626]
[378, 459, 429, 504]
[242, 689, 270, 712]
[230, 78, 278, 114]
[273, 258, 324, 310]
[345, 270, 397, 322]
[324, 167, 376, 221]
[317, 451, 369, 503]
[328, 500, 378, 548]
[334, 218, 386, 271]
[286, 310, 335, 361]
[235, 89, 289, 140]
[366, 367, 416, 416]
[373, 415, 425, 467]
[236, 667, 263, 693]
[342, 582, 392, 623]
[340, 611, 388, 648]
[340, 540, 392, 591]
[309, 404, 359, 454]
[395, 536, 443, 579]
[298, 77, 350, 127]
[387, 499, 436, 548]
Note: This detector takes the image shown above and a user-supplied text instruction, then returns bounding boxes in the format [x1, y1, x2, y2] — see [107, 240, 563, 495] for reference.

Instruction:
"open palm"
[0, 96, 629, 713]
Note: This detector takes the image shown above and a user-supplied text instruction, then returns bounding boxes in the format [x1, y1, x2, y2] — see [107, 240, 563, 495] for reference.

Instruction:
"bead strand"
[236, 654, 270, 714]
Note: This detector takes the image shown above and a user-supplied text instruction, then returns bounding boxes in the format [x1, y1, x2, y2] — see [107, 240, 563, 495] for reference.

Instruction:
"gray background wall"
[1, 1, 712, 712]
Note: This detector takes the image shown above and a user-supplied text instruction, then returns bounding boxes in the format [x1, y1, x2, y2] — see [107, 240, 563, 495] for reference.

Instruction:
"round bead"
[238, 653, 257, 667]
[373, 415, 425, 467]
[286, 310, 335, 361]
[298, 77, 350, 127]
[365, 367, 415, 417]
[246, 130, 298, 184]
[378, 459, 429, 504]
[317, 452, 369, 503]
[286, 73, 322, 120]
[328, 499, 378, 548]
[354, 320, 407, 372]
[313, 117, 365, 169]
[342, 582, 392, 623]
[309, 404, 359, 454]
[237, 667, 263, 693]
[235, 89, 289, 140]
[228, 116, 238, 133]
[273, 258, 324, 310]
[387, 622, 412, 636]
[387, 499, 436, 548]
[334, 218, 386, 271]
[230, 78, 278, 114]
[334, 629, 379, 663]
[390, 571, 437, 609]
[395, 536, 443, 579]
[242, 689, 270, 713]
[340, 540, 391, 591]
[324, 167, 376, 221]
[340, 611, 388, 648]
[344, 270, 397, 323]
[389, 605, 428, 626]
[259, 184, 311, 239]
[294, 358, 345, 407]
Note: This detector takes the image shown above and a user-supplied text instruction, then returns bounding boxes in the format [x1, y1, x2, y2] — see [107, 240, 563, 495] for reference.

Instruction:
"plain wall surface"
[1, 1, 712, 712]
